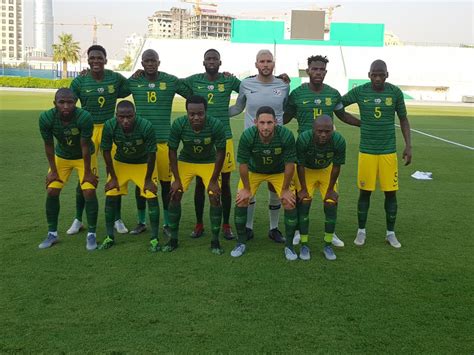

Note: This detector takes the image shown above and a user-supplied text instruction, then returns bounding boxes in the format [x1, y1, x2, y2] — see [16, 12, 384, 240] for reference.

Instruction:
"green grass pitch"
[0, 91, 473, 353]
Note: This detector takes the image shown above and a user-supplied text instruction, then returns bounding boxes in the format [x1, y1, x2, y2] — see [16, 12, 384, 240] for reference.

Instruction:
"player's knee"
[236, 200, 249, 208]
[209, 194, 220, 206]
[47, 187, 61, 197]
[282, 200, 294, 210]
[324, 199, 337, 208]
[82, 188, 96, 200]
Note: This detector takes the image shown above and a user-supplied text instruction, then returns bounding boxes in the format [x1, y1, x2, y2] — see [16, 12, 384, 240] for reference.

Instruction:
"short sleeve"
[39, 112, 53, 142]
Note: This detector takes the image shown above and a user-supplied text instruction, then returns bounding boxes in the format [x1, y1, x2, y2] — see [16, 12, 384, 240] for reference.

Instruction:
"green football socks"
[324, 201, 337, 234]
[385, 194, 397, 232]
[234, 206, 248, 244]
[147, 197, 160, 240]
[105, 196, 118, 239]
[160, 181, 171, 226]
[75, 183, 84, 221]
[357, 190, 371, 229]
[194, 179, 205, 224]
[135, 186, 147, 224]
[168, 201, 181, 240]
[284, 208, 298, 247]
[46, 194, 60, 232]
[84, 194, 98, 233]
[210, 205, 222, 241]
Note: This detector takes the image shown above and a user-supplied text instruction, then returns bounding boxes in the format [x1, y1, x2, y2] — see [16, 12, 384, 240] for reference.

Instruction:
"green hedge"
[0, 77, 73, 88]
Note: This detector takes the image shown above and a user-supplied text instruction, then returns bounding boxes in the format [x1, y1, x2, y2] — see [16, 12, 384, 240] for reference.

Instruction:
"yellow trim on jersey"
[175, 161, 221, 192]
[105, 160, 158, 198]
[358, 152, 398, 192]
[47, 155, 98, 190]
[221, 139, 236, 173]
[238, 171, 295, 197]
[295, 165, 338, 199]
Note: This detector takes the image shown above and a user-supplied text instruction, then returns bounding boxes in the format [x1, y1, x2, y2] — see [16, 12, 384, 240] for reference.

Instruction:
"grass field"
[0, 90, 473, 353]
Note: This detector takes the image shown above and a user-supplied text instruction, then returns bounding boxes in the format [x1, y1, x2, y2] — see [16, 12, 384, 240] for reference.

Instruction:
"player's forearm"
[229, 96, 245, 117]
[297, 165, 307, 190]
[328, 165, 341, 191]
[80, 140, 92, 174]
[145, 153, 156, 181]
[282, 163, 295, 190]
[44, 142, 58, 173]
[399, 117, 412, 148]
[212, 150, 225, 181]
[103, 150, 117, 179]
[239, 164, 251, 190]
[169, 149, 181, 183]
[335, 110, 360, 127]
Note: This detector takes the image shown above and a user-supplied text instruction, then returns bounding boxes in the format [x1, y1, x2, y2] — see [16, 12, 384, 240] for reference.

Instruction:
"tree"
[52, 33, 81, 79]
[117, 55, 133, 71]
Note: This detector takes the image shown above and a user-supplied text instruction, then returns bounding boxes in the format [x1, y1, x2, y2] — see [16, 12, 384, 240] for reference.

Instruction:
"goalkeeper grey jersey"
[229, 76, 289, 129]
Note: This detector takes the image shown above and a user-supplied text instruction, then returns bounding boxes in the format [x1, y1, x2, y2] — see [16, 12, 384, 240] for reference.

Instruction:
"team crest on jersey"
[207, 85, 214, 91]
[97, 87, 105, 94]
[108, 85, 115, 94]
[325, 97, 332, 106]
[218, 84, 225, 92]
[159, 82, 167, 90]
[71, 128, 79, 135]
[360, 180, 365, 187]
[204, 137, 211, 144]
[136, 139, 143, 145]
[263, 149, 271, 155]
[375, 98, 382, 104]
[315, 99, 322, 105]
[149, 83, 156, 89]
[385, 97, 393, 106]
[194, 139, 201, 144]
[273, 89, 282, 96]
[274, 147, 282, 155]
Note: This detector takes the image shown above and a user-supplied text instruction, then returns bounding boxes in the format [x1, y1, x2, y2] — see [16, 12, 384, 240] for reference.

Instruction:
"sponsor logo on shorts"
[360, 180, 365, 187]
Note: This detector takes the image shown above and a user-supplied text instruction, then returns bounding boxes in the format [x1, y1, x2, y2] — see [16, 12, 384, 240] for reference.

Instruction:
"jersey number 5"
[374, 107, 382, 119]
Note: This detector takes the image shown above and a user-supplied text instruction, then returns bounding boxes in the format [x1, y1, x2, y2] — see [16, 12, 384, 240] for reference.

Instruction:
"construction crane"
[180, 0, 217, 16]
[36, 17, 113, 44]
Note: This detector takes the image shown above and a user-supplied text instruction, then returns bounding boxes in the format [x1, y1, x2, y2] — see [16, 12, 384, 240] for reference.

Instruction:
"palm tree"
[52, 33, 81, 79]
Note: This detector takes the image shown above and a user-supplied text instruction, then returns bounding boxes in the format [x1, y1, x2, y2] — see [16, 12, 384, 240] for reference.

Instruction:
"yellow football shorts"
[295, 164, 338, 199]
[238, 171, 295, 197]
[358, 152, 398, 191]
[221, 139, 236, 173]
[105, 160, 158, 198]
[47, 155, 98, 190]
[176, 161, 221, 192]
[156, 142, 172, 182]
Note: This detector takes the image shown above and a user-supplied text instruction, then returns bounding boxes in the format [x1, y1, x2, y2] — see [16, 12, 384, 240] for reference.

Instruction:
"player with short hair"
[127, 49, 191, 237]
[284, 54, 360, 247]
[229, 49, 290, 243]
[166, 95, 227, 254]
[98, 100, 160, 251]
[295, 115, 347, 260]
[38, 88, 99, 250]
[342, 59, 412, 248]
[68, 44, 131, 236]
[182, 49, 240, 240]
[231, 106, 298, 260]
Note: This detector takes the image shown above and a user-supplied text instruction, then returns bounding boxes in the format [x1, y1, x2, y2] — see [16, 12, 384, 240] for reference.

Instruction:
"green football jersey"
[286, 83, 343, 134]
[70, 69, 131, 124]
[168, 115, 226, 164]
[183, 73, 240, 139]
[296, 130, 346, 169]
[237, 125, 296, 174]
[342, 82, 407, 155]
[128, 72, 191, 143]
[101, 116, 156, 164]
[39, 107, 94, 160]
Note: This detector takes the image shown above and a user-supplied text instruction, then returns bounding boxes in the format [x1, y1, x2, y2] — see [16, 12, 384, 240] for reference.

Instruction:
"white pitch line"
[395, 124, 474, 150]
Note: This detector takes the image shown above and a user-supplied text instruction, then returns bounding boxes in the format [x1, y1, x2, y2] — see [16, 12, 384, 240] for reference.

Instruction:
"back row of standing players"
[38, 45, 412, 260]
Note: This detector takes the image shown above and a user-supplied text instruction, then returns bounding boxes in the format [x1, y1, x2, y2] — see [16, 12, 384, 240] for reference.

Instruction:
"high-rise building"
[147, 7, 232, 40]
[1, 0, 24, 61]
[34, 0, 53, 57]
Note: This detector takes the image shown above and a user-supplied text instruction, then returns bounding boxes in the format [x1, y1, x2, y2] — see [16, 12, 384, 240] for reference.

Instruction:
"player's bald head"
[142, 49, 159, 60]
[313, 114, 333, 129]
[370, 59, 387, 73]
[55, 87, 76, 101]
